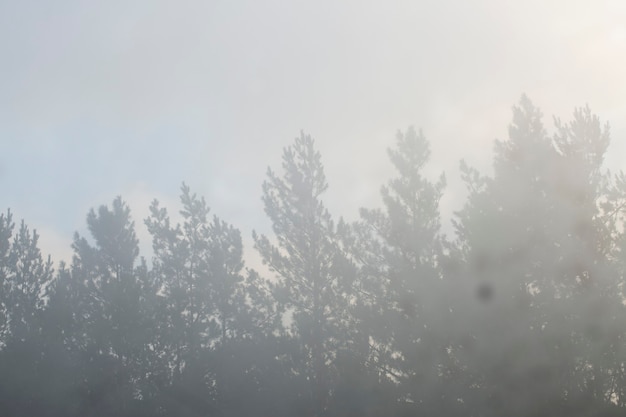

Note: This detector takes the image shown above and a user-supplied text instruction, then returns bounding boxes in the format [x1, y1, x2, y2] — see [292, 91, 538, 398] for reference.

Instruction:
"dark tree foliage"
[145, 186, 222, 415]
[67, 197, 158, 416]
[3, 97, 626, 417]
[254, 132, 358, 417]
[0, 210, 56, 415]
[453, 96, 624, 417]
[146, 184, 285, 417]
[341, 127, 462, 416]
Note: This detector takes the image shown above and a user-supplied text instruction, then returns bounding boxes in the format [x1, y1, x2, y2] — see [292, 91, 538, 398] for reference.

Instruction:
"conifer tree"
[146, 184, 281, 416]
[0, 210, 56, 415]
[453, 96, 624, 416]
[345, 127, 455, 414]
[254, 132, 355, 416]
[70, 197, 157, 416]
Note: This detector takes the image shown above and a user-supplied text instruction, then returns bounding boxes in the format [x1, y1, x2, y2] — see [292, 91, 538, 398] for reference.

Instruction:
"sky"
[2, 0, 626, 269]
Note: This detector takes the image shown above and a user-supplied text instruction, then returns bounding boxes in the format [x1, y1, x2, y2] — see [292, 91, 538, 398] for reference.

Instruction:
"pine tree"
[453, 96, 624, 416]
[254, 132, 355, 416]
[0, 210, 55, 415]
[70, 197, 157, 416]
[145, 185, 218, 415]
[0, 209, 14, 346]
[146, 184, 281, 416]
[344, 127, 455, 414]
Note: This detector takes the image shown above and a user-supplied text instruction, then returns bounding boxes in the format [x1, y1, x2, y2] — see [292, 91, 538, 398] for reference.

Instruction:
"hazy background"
[2, 0, 626, 266]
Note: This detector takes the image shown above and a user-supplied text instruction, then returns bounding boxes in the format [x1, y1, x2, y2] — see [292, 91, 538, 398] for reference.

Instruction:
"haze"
[2, 0, 625, 264]
[2, 1, 626, 416]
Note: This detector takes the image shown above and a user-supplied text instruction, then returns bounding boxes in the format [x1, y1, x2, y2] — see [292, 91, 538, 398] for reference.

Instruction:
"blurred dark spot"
[476, 282, 494, 303]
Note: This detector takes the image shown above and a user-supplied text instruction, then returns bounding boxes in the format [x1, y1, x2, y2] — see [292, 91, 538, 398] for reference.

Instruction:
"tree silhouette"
[453, 96, 624, 416]
[344, 127, 456, 415]
[254, 132, 356, 416]
[69, 197, 157, 416]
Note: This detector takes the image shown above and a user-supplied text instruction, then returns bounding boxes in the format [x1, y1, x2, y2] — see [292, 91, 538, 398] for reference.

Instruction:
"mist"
[2, 1, 626, 416]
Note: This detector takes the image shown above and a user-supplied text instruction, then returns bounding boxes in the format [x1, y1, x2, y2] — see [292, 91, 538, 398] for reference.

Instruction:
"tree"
[0, 210, 56, 415]
[452, 96, 624, 416]
[343, 127, 457, 414]
[0, 209, 15, 346]
[0, 210, 54, 346]
[69, 197, 158, 416]
[254, 132, 355, 416]
[146, 183, 282, 416]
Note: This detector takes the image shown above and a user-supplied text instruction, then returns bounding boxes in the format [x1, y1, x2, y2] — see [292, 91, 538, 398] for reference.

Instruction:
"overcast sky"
[2, 0, 626, 267]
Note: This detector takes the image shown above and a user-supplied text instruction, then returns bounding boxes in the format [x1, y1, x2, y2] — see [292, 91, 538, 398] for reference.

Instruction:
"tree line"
[2, 96, 626, 416]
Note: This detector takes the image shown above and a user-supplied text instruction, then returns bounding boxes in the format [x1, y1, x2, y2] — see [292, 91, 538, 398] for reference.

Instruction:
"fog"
[2, 1, 626, 416]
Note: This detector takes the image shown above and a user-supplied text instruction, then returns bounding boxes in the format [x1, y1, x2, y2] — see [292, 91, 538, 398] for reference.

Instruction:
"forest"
[3, 96, 626, 417]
